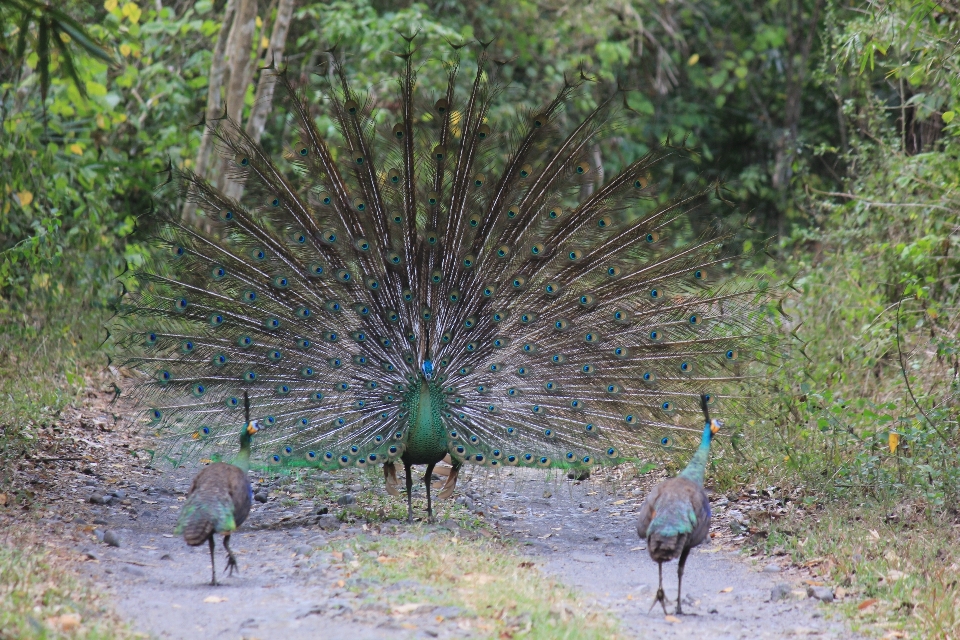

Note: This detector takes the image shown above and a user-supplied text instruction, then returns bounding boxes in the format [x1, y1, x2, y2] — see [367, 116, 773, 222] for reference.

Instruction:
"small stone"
[121, 564, 144, 577]
[315, 506, 329, 515]
[88, 493, 111, 505]
[110, 489, 127, 499]
[294, 544, 313, 556]
[103, 530, 121, 547]
[93, 529, 105, 542]
[254, 492, 268, 504]
[763, 563, 781, 573]
[771, 583, 793, 601]
[503, 491, 520, 498]
[316, 514, 340, 531]
[455, 496, 475, 511]
[79, 547, 98, 561]
[500, 514, 517, 522]
[337, 494, 356, 506]
[432, 606, 462, 619]
[341, 550, 355, 562]
[708, 606, 718, 614]
[542, 490, 552, 499]
[348, 484, 363, 493]
[160, 554, 172, 561]
[713, 496, 729, 507]
[807, 586, 834, 603]
[84, 479, 97, 487]
[93, 518, 109, 525]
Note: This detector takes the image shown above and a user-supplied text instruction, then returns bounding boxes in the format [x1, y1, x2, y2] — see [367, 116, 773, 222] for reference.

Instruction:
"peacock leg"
[404, 462, 414, 523]
[436, 461, 461, 500]
[223, 533, 239, 577]
[424, 462, 437, 523]
[675, 547, 691, 615]
[383, 462, 401, 496]
[207, 536, 218, 586]
[648, 561, 668, 615]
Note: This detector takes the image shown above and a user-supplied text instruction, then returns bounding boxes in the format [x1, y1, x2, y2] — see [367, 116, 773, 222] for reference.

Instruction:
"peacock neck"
[232, 432, 253, 474]
[677, 422, 713, 486]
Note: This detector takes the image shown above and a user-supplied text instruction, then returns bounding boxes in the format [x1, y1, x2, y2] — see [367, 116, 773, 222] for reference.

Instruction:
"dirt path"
[3, 383, 859, 639]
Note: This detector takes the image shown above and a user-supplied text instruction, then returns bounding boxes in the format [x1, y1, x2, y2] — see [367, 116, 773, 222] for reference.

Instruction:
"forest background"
[1, 0, 958, 636]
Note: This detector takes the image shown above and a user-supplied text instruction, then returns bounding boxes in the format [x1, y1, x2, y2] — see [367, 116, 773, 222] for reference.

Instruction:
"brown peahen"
[637, 393, 719, 615]
[174, 393, 259, 585]
[116, 41, 774, 523]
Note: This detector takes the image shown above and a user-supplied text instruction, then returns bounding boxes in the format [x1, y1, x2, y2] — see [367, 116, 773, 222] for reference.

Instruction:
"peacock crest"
[114, 42, 775, 484]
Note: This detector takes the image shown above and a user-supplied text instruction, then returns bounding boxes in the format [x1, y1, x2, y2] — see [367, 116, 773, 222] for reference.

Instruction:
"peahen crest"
[115, 43, 775, 477]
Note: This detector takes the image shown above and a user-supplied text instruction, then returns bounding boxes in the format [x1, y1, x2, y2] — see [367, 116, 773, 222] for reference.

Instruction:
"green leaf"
[942, 111, 955, 124]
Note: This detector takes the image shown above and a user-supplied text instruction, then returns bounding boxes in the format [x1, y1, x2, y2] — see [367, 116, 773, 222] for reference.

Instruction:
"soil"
[1, 379, 860, 639]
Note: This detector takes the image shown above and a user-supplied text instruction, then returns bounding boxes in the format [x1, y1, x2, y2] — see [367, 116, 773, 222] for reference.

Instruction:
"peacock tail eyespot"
[532, 405, 542, 414]
[512, 277, 526, 288]
[519, 163, 532, 178]
[693, 269, 704, 279]
[660, 436, 672, 447]
[211, 266, 226, 280]
[322, 195, 332, 205]
[243, 370, 257, 382]
[581, 364, 595, 374]
[680, 361, 693, 374]
[235, 154, 249, 166]
[276, 384, 290, 395]
[624, 414, 634, 424]
[272, 455, 281, 462]
[220, 209, 234, 221]
[265, 318, 281, 330]
[174, 297, 189, 311]
[597, 215, 612, 228]
[226, 397, 240, 408]
[496, 245, 510, 258]
[606, 266, 621, 277]
[392, 123, 404, 139]
[584, 423, 595, 433]
[605, 448, 618, 458]
[661, 401, 673, 411]
[298, 147, 308, 156]
[268, 349, 282, 361]
[271, 198, 281, 207]
[646, 232, 659, 243]
[433, 145, 446, 162]
[523, 453, 533, 462]
[725, 349, 739, 360]
[213, 354, 227, 366]
[191, 384, 205, 397]
[166, 245, 182, 260]
[551, 354, 566, 364]
[570, 399, 582, 409]
[538, 456, 550, 467]
[575, 161, 589, 174]
[354, 155, 364, 166]
[301, 366, 315, 377]
[242, 290, 258, 303]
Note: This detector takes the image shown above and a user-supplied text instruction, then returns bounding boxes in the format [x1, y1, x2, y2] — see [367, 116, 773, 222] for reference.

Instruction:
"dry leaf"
[664, 615, 681, 623]
[869, 529, 880, 540]
[0, 493, 7, 507]
[720, 586, 733, 593]
[336, 580, 345, 588]
[629, 546, 644, 551]
[46, 613, 81, 632]
[613, 499, 628, 505]
[392, 603, 426, 614]
[377, 556, 396, 563]
[400, 623, 418, 630]
[203, 596, 227, 603]
[858, 598, 878, 610]
[331, 551, 343, 561]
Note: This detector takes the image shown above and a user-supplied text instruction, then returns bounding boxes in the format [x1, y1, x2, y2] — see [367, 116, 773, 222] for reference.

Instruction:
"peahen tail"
[175, 489, 236, 546]
[115, 43, 777, 474]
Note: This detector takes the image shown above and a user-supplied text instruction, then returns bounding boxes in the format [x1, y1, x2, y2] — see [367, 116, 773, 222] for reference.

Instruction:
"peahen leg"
[207, 536, 218, 586]
[383, 462, 401, 496]
[436, 461, 461, 500]
[223, 533, 239, 577]
[404, 462, 414, 523]
[675, 547, 691, 615]
[649, 561, 668, 615]
[424, 462, 437, 523]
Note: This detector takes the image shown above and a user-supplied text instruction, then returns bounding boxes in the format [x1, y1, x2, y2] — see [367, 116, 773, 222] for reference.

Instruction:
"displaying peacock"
[116, 41, 774, 522]
[637, 394, 718, 615]
[174, 393, 259, 585]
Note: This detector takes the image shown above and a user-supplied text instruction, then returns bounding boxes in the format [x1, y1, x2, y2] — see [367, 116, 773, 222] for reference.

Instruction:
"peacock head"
[709, 419, 723, 436]
[421, 360, 434, 380]
[241, 419, 261, 445]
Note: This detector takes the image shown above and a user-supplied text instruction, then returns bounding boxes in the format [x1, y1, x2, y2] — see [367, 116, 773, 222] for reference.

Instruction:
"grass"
[754, 496, 960, 638]
[0, 530, 133, 639]
[330, 525, 621, 639]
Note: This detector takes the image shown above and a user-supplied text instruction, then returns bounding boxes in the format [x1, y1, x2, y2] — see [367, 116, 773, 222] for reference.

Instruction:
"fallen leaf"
[203, 596, 227, 603]
[0, 493, 7, 506]
[400, 623, 418, 630]
[664, 615, 681, 623]
[858, 598, 878, 610]
[392, 603, 426, 614]
[377, 556, 396, 563]
[336, 580, 345, 588]
[141, 545, 158, 550]
[331, 551, 343, 561]
[613, 499, 628, 505]
[869, 529, 880, 540]
[629, 546, 644, 551]
[720, 586, 733, 593]
[46, 613, 81, 632]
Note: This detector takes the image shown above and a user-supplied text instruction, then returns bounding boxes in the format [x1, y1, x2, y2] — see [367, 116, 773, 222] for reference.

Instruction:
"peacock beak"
[710, 419, 723, 435]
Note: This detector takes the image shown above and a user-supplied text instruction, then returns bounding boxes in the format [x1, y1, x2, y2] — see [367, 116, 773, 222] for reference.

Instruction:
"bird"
[174, 392, 259, 585]
[116, 40, 774, 523]
[636, 393, 719, 615]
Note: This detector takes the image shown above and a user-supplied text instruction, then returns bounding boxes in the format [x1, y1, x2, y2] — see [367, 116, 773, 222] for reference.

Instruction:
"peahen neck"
[677, 421, 714, 486]
[232, 429, 253, 474]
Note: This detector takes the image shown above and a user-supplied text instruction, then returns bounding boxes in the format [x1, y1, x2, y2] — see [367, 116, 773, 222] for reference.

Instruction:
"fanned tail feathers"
[115, 43, 776, 473]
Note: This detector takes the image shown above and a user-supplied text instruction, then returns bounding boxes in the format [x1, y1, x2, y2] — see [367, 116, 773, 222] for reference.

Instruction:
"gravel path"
[6, 384, 860, 639]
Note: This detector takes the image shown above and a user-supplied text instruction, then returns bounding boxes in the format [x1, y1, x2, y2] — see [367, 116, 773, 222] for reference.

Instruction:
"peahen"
[636, 393, 719, 615]
[174, 393, 259, 585]
[116, 42, 773, 523]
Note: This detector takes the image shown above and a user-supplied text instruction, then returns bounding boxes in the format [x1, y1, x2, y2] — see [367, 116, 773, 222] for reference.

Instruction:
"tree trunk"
[215, 0, 258, 194]
[181, 0, 237, 224]
[222, 0, 296, 201]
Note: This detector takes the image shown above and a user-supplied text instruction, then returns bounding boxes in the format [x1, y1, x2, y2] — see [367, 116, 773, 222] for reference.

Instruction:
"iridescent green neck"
[677, 422, 713, 486]
[402, 376, 448, 464]
[232, 428, 253, 473]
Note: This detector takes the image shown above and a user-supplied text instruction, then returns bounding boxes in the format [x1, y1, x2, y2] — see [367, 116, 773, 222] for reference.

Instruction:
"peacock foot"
[224, 553, 239, 577]
[648, 587, 669, 616]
